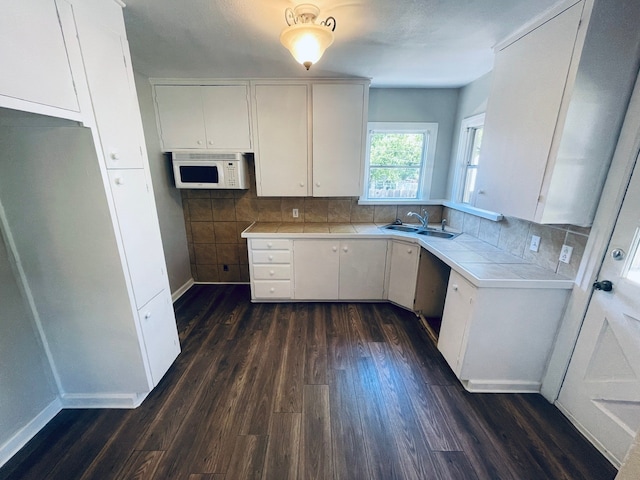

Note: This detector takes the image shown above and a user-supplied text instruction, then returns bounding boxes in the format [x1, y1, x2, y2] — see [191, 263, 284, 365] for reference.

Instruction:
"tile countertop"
[241, 222, 575, 290]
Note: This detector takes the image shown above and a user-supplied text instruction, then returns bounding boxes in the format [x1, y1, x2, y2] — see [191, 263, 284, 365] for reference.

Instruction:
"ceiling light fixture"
[280, 4, 336, 70]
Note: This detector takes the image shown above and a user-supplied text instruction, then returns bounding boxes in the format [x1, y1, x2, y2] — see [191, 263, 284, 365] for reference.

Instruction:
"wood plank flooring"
[0, 284, 617, 480]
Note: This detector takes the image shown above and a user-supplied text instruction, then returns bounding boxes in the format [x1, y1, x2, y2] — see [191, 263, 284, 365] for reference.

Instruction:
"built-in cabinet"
[475, 0, 640, 225]
[251, 81, 369, 197]
[248, 239, 293, 300]
[0, 0, 180, 407]
[153, 84, 252, 152]
[0, 0, 79, 116]
[387, 240, 420, 309]
[293, 239, 387, 300]
[437, 270, 569, 392]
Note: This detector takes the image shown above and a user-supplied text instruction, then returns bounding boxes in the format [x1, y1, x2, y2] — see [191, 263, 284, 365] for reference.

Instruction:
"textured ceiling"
[123, 0, 561, 87]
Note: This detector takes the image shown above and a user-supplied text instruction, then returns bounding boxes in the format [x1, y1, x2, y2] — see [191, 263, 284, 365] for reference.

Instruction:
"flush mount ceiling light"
[280, 3, 336, 70]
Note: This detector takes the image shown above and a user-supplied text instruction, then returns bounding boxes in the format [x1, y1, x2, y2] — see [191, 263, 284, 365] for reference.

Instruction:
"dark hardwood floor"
[1, 284, 616, 479]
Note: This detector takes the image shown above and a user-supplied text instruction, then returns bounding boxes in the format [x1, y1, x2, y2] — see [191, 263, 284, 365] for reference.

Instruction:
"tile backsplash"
[181, 161, 442, 282]
[180, 160, 588, 282]
[442, 207, 589, 279]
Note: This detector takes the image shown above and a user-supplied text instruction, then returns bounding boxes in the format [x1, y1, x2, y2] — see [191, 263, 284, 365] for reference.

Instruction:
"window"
[455, 113, 485, 204]
[362, 122, 438, 202]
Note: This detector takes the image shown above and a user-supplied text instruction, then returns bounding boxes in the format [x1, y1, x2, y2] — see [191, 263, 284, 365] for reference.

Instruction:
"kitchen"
[1, 0, 640, 478]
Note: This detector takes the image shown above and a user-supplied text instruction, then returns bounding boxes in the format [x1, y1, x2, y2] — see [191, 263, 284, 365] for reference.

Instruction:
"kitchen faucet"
[406, 208, 430, 229]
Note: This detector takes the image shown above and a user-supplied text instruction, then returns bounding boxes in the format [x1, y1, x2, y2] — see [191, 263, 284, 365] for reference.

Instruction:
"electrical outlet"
[559, 244, 573, 264]
[529, 235, 541, 252]
[292, 208, 299, 218]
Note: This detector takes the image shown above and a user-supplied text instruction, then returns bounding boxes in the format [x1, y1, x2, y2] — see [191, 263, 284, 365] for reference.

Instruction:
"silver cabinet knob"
[611, 248, 625, 261]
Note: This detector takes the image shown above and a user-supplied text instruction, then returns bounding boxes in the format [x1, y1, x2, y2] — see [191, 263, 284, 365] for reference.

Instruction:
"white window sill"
[358, 198, 445, 206]
[442, 200, 504, 222]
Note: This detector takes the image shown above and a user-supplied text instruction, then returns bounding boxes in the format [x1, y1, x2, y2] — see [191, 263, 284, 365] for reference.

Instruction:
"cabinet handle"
[144, 311, 151, 319]
[114, 177, 124, 185]
[268, 255, 274, 261]
[407, 248, 413, 254]
[267, 242, 273, 248]
[343, 246, 348, 252]
[452, 284, 458, 291]
[269, 287, 275, 293]
[315, 182, 321, 187]
[208, 140, 214, 145]
[197, 140, 203, 145]
[110, 152, 120, 160]
[299, 182, 305, 187]
[269, 270, 275, 276]
[477, 189, 485, 195]
[332, 246, 338, 252]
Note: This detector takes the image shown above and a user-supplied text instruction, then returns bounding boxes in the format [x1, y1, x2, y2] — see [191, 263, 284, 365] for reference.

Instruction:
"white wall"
[368, 88, 460, 199]
[0, 230, 58, 460]
[134, 72, 192, 296]
[445, 71, 492, 199]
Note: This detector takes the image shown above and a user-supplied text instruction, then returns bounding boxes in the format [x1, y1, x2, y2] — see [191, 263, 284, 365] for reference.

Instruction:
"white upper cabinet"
[252, 80, 369, 197]
[312, 83, 366, 197]
[475, 0, 640, 226]
[73, 9, 145, 169]
[153, 84, 252, 152]
[0, 0, 78, 115]
[253, 83, 309, 196]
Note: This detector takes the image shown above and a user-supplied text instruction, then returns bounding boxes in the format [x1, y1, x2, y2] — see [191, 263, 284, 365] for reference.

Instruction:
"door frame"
[541, 70, 640, 401]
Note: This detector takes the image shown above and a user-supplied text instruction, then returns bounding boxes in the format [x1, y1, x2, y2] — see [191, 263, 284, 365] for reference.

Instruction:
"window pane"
[368, 166, 420, 199]
[469, 127, 483, 166]
[462, 167, 477, 204]
[369, 133, 425, 167]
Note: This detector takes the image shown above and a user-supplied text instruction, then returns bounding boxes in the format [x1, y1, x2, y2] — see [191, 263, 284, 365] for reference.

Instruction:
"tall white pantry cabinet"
[0, 0, 180, 408]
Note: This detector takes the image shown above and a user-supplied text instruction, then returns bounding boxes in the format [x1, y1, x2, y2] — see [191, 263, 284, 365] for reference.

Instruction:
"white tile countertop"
[241, 222, 574, 290]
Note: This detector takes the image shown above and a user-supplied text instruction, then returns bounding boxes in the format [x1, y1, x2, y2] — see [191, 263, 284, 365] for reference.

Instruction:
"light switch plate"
[560, 244, 573, 263]
[292, 208, 299, 218]
[530, 235, 541, 252]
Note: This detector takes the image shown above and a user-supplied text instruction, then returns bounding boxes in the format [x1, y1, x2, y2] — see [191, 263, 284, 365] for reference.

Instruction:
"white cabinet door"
[74, 11, 144, 169]
[254, 84, 309, 196]
[339, 239, 387, 299]
[438, 271, 475, 376]
[138, 290, 180, 387]
[387, 241, 420, 309]
[293, 240, 339, 299]
[0, 0, 78, 112]
[312, 83, 366, 197]
[202, 85, 252, 151]
[108, 170, 167, 308]
[154, 85, 207, 150]
[473, 2, 582, 218]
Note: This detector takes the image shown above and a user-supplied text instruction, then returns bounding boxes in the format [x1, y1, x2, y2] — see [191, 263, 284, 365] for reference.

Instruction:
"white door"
[154, 85, 206, 150]
[557, 156, 640, 466]
[293, 240, 339, 299]
[202, 85, 252, 151]
[387, 240, 420, 308]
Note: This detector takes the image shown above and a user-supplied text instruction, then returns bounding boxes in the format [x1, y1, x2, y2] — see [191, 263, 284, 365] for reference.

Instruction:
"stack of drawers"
[248, 239, 292, 300]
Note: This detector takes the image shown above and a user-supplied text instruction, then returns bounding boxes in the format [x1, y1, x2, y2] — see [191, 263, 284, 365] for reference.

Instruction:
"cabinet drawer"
[251, 239, 291, 250]
[253, 264, 291, 280]
[252, 250, 291, 264]
[254, 280, 291, 299]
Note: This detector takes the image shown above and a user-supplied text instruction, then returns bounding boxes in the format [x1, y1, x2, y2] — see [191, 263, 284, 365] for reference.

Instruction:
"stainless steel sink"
[416, 229, 460, 239]
[383, 224, 420, 232]
[382, 224, 460, 239]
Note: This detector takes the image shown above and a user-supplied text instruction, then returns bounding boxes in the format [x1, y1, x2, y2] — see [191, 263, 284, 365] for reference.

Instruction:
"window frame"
[453, 113, 485, 204]
[360, 122, 439, 204]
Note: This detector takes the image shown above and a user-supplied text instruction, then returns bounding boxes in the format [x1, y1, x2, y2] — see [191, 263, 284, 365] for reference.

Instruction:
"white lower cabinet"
[387, 240, 420, 309]
[138, 290, 181, 386]
[438, 270, 569, 393]
[249, 239, 293, 300]
[292, 239, 387, 300]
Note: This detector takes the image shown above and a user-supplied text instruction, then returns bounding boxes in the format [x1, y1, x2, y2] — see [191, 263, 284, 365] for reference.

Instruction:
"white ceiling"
[123, 0, 561, 88]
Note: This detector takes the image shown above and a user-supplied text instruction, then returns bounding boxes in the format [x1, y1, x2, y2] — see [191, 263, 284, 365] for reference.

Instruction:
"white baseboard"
[462, 379, 541, 393]
[171, 277, 195, 302]
[0, 397, 62, 468]
[60, 392, 148, 409]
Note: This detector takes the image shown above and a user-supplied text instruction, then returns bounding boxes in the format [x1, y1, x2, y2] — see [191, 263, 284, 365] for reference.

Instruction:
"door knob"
[611, 249, 625, 261]
[593, 280, 613, 292]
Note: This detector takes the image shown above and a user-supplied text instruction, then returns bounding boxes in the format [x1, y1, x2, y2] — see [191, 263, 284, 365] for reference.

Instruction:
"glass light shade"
[280, 23, 334, 70]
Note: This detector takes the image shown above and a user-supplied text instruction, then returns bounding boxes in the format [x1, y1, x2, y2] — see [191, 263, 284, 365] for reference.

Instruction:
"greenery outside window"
[362, 122, 438, 202]
[455, 113, 485, 204]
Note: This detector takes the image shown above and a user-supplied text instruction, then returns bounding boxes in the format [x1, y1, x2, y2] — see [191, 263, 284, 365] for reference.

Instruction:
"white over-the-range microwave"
[171, 152, 250, 189]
